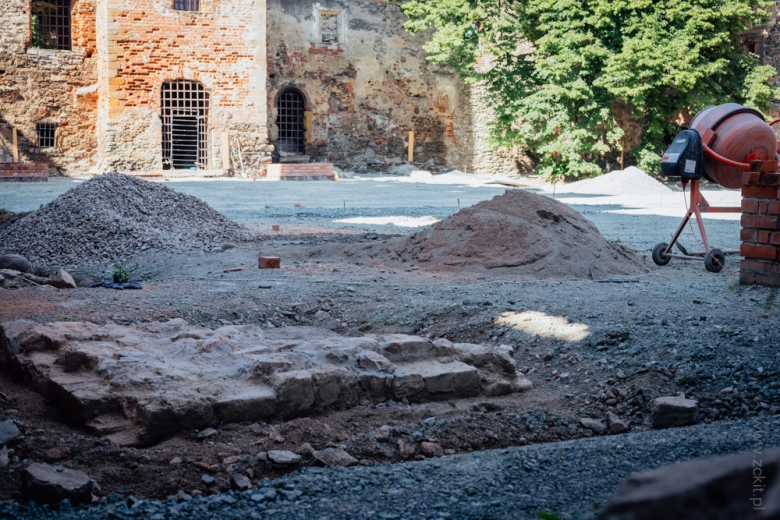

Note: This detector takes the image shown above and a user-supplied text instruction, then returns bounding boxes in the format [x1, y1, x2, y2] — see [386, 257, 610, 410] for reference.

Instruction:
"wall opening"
[173, 0, 200, 12]
[276, 89, 305, 155]
[31, 0, 71, 50]
[320, 12, 339, 44]
[34, 122, 60, 153]
[161, 80, 209, 170]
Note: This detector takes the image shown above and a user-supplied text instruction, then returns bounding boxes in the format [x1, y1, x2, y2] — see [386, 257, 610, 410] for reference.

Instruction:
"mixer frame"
[658, 179, 740, 265]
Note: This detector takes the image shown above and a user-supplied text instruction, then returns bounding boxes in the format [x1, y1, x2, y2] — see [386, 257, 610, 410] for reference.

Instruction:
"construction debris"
[383, 189, 644, 278]
[0, 173, 254, 266]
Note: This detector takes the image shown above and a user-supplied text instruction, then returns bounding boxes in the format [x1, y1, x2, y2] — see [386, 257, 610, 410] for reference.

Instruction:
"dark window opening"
[36, 122, 59, 149]
[276, 89, 305, 155]
[161, 80, 209, 170]
[31, 0, 71, 50]
[741, 30, 765, 64]
[174, 0, 200, 11]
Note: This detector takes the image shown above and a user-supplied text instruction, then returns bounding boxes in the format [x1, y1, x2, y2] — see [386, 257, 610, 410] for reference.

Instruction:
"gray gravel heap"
[0, 173, 255, 267]
[1, 417, 777, 519]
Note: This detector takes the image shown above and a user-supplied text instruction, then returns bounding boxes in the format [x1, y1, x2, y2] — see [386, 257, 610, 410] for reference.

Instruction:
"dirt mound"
[558, 167, 672, 196]
[0, 173, 254, 266]
[392, 190, 644, 279]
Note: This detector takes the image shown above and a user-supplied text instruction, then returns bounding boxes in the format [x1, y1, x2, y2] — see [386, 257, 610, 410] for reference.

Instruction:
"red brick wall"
[266, 163, 334, 181]
[740, 171, 780, 285]
[0, 162, 48, 182]
[100, 0, 269, 173]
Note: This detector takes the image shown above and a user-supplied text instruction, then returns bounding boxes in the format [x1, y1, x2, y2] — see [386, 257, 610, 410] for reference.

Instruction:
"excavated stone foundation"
[0, 319, 531, 445]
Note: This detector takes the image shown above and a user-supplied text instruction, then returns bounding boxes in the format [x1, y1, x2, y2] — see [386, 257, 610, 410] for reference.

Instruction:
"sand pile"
[558, 166, 672, 196]
[386, 189, 643, 279]
[0, 173, 254, 266]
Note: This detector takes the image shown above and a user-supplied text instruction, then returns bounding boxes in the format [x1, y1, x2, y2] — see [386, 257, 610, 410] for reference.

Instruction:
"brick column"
[740, 172, 780, 286]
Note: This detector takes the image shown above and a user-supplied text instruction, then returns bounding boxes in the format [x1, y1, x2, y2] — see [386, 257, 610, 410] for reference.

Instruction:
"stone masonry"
[0, 0, 527, 176]
[739, 171, 780, 286]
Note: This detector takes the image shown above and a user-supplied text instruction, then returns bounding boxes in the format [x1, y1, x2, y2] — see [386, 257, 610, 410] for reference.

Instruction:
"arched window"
[161, 80, 209, 170]
[276, 88, 305, 155]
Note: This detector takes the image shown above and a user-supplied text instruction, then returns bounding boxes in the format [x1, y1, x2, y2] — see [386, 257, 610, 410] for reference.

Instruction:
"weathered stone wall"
[99, 0, 270, 173]
[267, 0, 474, 172]
[0, 0, 98, 174]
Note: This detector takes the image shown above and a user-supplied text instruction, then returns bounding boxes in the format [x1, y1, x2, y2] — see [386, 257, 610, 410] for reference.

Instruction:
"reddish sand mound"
[396, 190, 644, 279]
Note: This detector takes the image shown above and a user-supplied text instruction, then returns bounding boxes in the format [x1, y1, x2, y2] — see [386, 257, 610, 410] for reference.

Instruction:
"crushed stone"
[558, 167, 673, 196]
[0, 173, 255, 267]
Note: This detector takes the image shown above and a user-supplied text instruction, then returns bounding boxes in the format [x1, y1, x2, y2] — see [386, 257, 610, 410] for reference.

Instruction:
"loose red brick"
[258, 256, 281, 269]
[740, 271, 757, 285]
[741, 243, 778, 260]
[759, 230, 771, 244]
[743, 172, 761, 186]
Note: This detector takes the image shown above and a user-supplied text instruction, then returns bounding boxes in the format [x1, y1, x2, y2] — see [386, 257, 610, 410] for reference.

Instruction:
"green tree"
[396, 0, 779, 178]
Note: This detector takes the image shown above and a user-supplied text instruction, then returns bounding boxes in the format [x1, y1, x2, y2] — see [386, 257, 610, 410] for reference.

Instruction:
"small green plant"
[112, 264, 133, 284]
[382, 319, 396, 326]
[538, 514, 561, 520]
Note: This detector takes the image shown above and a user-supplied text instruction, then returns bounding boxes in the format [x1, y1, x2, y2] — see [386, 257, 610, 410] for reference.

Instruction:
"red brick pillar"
[740, 172, 780, 286]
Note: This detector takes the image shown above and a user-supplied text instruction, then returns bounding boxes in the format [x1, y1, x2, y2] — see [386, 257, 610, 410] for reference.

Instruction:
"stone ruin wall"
[267, 0, 477, 173]
[100, 0, 270, 173]
[0, 0, 98, 173]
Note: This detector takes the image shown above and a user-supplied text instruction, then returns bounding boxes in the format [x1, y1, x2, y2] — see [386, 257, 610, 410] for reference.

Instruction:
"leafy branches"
[396, 0, 778, 178]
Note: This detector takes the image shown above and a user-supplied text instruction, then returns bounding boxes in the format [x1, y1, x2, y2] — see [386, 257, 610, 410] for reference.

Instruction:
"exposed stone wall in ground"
[0, 0, 98, 174]
[267, 0, 474, 172]
[100, 0, 269, 173]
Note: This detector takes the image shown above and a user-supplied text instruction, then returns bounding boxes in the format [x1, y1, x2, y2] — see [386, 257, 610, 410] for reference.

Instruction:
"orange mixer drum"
[689, 103, 778, 189]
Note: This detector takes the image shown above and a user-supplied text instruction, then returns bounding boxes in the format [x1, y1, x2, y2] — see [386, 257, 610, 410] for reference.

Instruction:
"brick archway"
[275, 88, 306, 155]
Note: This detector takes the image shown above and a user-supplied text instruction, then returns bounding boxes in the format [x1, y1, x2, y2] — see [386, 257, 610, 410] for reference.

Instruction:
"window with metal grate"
[36, 123, 58, 149]
[31, 0, 71, 50]
[174, 0, 200, 12]
[161, 80, 209, 170]
[276, 89, 305, 155]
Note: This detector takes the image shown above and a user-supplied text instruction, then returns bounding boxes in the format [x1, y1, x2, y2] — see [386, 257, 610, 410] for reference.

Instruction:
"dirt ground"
[1, 221, 776, 502]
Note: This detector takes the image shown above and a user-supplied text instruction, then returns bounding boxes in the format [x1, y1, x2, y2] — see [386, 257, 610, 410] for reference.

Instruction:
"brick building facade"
[1, 0, 525, 176]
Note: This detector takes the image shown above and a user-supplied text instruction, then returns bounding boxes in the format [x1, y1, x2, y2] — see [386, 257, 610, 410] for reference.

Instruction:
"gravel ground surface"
[0, 172, 764, 518]
[1, 417, 776, 519]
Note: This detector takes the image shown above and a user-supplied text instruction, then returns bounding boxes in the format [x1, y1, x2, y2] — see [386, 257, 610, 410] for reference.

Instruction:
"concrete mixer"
[652, 103, 780, 273]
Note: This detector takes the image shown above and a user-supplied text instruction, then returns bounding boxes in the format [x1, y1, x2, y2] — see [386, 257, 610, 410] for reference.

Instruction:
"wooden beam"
[408, 131, 414, 163]
[12, 128, 18, 163]
[221, 131, 230, 171]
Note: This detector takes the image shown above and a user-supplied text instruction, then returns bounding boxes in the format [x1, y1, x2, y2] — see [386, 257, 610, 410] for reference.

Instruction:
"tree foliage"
[396, 0, 779, 178]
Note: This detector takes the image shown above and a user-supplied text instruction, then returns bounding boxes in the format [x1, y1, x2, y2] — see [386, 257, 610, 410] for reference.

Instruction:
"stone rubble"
[0, 173, 255, 267]
[21, 462, 99, 505]
[0, 319, 530, 445]
[651, 396, 699, 429]
[0, 419, 20, 445]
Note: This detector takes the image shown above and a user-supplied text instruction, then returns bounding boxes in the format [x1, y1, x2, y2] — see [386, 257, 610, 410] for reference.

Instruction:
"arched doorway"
[276, 88, 305, 155]
[161, 80, 209, 170]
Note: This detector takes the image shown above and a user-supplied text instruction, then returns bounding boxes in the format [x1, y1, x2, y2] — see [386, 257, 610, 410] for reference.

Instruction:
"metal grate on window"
[173, 0, 200, 11]
[276, 89, 305, 154]
[161, 80, 209, 170]
[36, 123, 58, 149]
[31, 0, 71, 50]
[321, 13, 339, 44]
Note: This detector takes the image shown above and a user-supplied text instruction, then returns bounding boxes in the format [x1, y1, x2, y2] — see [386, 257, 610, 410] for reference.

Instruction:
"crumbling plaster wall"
[0, 0, 98, 173]
[266, 0, 473, 172]
[99, 0, 269, 173]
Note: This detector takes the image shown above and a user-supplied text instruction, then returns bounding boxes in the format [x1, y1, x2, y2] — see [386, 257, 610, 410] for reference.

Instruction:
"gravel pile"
[1, 417, 776, 519]
[559, 167, 672, 196]
[0, 173, 255, 266]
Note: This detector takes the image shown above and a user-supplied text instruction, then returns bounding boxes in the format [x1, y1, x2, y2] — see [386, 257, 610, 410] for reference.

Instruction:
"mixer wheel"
[652, 243, 672, 266]
[705, 249, 725, 273]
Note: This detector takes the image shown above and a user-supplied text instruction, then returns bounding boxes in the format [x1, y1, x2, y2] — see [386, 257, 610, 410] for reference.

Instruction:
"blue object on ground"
[89, 281, 143, 290]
